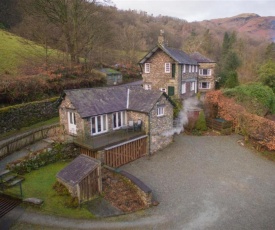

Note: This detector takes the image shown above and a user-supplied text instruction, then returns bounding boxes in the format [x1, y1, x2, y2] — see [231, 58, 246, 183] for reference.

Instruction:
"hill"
[199, 13, 275, 42]
[0, 30, 62, 75]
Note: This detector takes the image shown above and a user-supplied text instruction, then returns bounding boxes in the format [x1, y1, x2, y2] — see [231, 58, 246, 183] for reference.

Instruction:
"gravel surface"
[11, 134, 275, 229]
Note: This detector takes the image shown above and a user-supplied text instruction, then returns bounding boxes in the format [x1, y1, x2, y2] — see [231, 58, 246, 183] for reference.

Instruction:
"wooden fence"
[104, 135, 147, 168]
[206, 118, 232, 134]
[0, 123, 60, 159]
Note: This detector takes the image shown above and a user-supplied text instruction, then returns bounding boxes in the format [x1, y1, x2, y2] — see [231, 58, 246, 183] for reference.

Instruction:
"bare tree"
[31, 0, 111, 65]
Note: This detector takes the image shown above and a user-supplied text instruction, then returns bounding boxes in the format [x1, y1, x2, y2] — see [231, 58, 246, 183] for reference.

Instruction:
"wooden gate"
[104, 135, 147, 168]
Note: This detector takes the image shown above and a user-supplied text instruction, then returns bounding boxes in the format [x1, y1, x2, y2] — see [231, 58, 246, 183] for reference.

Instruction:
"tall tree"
[30, 0, 111, 65]
[217, 32, 241, 88]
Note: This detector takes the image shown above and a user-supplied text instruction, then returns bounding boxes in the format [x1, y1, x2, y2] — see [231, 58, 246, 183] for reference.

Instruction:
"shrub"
[223, 83, 275, 115]
[53, 181, 70, 196]
[195, 110, 208, 131]
[64, 197, 79, 209]
[7, 143, 79, 175]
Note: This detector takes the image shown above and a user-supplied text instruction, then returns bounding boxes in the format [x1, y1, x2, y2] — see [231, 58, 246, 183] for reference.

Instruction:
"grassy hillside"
[0, 30, 62, 75]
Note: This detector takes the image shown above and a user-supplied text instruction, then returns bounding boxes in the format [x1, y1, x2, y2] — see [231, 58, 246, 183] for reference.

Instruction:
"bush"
[7, 143, 79, 175]
[195, 110, 208, 131]
[223, 83, 275, 115]
[0, 67, 105, 105]
[53, 181, 70, 196]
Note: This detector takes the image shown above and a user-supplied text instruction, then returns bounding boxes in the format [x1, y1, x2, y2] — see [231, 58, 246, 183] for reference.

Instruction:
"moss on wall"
[0, 97, 59, 133]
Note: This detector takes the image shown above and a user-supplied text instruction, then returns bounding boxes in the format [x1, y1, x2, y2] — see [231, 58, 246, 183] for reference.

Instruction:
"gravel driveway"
[13, 134, 275, 230]
[121, 134, 275, 230]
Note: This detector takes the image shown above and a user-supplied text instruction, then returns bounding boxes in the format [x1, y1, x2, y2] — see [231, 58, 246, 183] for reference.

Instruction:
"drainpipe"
[126, 88, 130, 109]
[148, 112, 151, 156]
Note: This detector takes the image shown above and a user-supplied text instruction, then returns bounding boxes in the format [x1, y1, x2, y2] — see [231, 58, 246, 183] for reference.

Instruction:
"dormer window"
[145, 63, 150, 73]
[165, 63, 171, 73]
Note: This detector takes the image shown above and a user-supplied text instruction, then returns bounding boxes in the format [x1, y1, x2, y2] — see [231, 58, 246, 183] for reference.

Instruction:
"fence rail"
[0, 123, 60, 159]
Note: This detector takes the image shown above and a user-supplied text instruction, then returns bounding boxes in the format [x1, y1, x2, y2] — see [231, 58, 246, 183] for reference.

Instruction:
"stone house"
[99, 68, 123, 86]
[190, 52, 216, 93]
[59, 86, 175, 158]
[139, 32, 199, 99]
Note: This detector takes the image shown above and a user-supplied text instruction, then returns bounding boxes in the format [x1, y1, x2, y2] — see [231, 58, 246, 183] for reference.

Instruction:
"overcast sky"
[112, 0, 275, 22]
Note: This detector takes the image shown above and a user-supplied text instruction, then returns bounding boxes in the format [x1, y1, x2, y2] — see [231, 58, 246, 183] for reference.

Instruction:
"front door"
[68, 111, 77, 134]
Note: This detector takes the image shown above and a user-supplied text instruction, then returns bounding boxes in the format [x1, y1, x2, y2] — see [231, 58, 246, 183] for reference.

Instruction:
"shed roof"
[56, 154, 100, 187]
[64, 86, 166, 118]
[139, 44, 198, 65]
[190, 52, 215, 63]
[100, 68, 121, 75]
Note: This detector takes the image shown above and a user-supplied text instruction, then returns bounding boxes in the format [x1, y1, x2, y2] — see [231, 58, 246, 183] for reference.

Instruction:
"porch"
[73, 128, 146, 151]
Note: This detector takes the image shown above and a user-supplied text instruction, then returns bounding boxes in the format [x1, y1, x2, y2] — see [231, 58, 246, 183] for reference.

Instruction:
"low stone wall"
[119, 170, 152, 207]
[0, 123, 60, 159]
[0, 97, 59, 134]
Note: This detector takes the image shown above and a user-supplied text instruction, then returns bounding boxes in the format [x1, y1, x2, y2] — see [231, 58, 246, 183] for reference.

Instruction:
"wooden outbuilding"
[56, 154, 102, 203]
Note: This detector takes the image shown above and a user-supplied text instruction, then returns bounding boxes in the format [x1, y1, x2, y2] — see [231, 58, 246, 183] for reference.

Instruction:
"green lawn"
[6, 161, 95, 219]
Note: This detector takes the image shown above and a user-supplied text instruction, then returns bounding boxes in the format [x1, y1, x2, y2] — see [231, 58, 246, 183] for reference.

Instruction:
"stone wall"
[59, 96, 85, 139]
[142, 49, 180, 98]
[149, 95, 174, 153]
[0, 97, 59, 134]
[141, 48, 198, 99]
[119, 170, 153, 207]
[0, 123, 60, 159]
[198, 62, 216, 93]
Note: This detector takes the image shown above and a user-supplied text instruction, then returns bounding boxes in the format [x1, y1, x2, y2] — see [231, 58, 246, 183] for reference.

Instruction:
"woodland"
[0, 0, 275, 106]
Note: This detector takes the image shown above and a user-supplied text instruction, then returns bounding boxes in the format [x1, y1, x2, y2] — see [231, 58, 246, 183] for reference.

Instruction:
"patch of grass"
[0, 30, 62, 75]
[6, 161, 94, 219]
[0, 117, 59, 141]
[260, 151, 275, 162]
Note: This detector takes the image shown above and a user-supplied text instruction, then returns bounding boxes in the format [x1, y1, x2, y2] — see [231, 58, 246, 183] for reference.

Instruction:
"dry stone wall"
[0, 97, 59, 134]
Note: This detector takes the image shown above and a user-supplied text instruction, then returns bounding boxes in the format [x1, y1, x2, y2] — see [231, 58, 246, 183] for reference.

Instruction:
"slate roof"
[190, 52, 215, 63]
[57, 154, 100, 186]
[64, 86, 165, 118]
[139, 44, 198, 65]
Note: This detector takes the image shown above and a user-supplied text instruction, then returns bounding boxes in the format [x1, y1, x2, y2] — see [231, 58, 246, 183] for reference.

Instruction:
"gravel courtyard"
[12, 134, 275, 230]
[121, 134, 275, 230]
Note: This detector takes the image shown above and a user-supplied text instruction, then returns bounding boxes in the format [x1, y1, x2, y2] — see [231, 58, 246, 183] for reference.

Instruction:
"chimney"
[158, 30, 165, 46]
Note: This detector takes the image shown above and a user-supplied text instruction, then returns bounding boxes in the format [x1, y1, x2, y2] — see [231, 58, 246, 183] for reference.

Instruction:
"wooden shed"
[56, 154, 102, 203]
[100, 68, 123, 85]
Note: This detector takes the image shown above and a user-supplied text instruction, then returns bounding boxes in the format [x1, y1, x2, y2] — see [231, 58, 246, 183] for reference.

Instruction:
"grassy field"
[0, 30, 62, 75]
[6, 161, 95, 219]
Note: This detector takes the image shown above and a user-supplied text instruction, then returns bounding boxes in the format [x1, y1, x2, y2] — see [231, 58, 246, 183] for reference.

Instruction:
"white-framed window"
[157, 106, 165, 117]
[199, 69, 211, 76]
[192, 65, 195, 72]
[190, 82, 195, 91]
[113, 111, 126, 129]
[196, 66, 198, 72]
[183, 64, 186, 73]
[182, 82, 186, 94]
[165, 63, 171, 73]
[91, 114, 108, 135]
[145, 63, 150, 73]
[188, 65, 191, 73]
[199, 82, 211, 89]
[159, 88, 167, 93]
[68, 111, 77, 134]
[144, 84, 152, 90]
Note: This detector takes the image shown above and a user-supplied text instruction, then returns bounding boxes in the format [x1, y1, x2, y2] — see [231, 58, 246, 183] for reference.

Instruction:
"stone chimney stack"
[158, 30, 165, 46]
